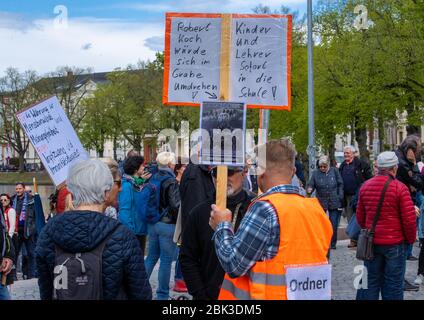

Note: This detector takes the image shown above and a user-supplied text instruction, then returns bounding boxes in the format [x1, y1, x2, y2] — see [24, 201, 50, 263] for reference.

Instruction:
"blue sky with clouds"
[0, 0, 307, 76]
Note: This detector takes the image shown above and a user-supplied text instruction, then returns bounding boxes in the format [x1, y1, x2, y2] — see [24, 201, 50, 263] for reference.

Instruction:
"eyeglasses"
[114, 180, 122, 188]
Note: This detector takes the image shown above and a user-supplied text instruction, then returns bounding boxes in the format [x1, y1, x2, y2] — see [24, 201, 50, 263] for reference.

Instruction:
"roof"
[33, 71, 111, 93]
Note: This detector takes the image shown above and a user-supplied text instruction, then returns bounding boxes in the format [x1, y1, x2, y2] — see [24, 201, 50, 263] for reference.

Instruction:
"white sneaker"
[414, 274, 424, 285]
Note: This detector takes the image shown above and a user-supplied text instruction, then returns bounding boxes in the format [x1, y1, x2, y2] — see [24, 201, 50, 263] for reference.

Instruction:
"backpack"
[53, 233, 114, 300]
[137, 171, 173, 224]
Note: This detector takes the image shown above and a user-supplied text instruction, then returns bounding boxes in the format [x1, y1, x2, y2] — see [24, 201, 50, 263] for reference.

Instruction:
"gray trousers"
[343, 195, 354, 222]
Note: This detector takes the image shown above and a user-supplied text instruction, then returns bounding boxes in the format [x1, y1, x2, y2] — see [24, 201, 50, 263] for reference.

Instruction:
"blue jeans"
[0, 283, 10, 300]
[17, 233, 36, 279]
[329, 209, 341, 247]
[357, 243, 407, 300]
[144, 222, 177, 300]
[407, 244, 413, 259]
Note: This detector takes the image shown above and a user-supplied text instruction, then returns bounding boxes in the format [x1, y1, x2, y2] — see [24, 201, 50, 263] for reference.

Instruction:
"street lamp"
[307, 0, 316, 172]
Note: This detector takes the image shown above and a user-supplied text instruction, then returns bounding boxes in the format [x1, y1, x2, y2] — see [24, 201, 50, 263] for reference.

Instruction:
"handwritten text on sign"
[164, 13, 292, 110]
[231, 16, 289, 108]
[16, 96, 88, 186]
[167, 16, 222, 104]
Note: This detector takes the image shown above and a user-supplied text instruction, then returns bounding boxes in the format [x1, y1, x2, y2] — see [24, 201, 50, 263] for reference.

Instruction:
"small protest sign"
[16, 96, 89, 186]
[199, 101, 246, 166]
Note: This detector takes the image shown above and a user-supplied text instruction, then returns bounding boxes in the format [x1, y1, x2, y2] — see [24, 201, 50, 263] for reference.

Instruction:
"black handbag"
[356, 176, 393, 261]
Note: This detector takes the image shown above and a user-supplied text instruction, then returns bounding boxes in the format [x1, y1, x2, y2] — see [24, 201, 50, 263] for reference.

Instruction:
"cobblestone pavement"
[8, 239, 424, 300]
[331, 239, 424, 300]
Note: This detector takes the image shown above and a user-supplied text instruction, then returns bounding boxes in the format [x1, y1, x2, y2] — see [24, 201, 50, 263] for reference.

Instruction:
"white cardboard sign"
[164, 13, 292, 110]
[230, 16, 290, 108]
[16, 96, 89, 186]
[165, 14, 222, 106]
[285, 264, 332, 300]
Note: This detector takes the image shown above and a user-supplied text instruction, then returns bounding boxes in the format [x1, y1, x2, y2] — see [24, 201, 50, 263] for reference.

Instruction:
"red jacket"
[357, 174, 416, 245]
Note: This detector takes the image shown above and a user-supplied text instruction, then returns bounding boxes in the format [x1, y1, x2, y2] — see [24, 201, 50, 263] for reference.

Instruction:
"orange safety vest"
[218, 193, 333, 300]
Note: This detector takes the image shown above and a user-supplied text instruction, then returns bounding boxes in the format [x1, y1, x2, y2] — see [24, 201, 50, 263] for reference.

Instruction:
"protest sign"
[163, 13, 292, 110]
[199, 101, 246, 166]
[16, 96, 89, 186]
[163, 13, 222, 106]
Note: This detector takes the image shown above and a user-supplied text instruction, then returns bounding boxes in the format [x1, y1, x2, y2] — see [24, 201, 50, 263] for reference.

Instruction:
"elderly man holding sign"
[210, 139, 333, 300]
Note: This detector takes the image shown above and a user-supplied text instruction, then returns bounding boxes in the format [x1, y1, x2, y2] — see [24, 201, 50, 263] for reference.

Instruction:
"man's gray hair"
[67, 159, 113, 207]
[343, 145, 356, 153]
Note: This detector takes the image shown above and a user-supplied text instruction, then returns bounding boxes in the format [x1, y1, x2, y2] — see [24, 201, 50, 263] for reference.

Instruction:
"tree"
[34, 66, 94, 130]
[253, 4, 309, 152]
[79, 87, 112, 157]
[0, 68, 43, 171]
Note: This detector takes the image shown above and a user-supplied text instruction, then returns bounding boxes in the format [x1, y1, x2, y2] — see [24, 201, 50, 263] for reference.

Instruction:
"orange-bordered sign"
[163, 12, 292, 111]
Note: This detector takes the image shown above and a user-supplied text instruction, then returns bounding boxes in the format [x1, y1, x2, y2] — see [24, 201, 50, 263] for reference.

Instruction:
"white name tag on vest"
[285, 264, 331, 300]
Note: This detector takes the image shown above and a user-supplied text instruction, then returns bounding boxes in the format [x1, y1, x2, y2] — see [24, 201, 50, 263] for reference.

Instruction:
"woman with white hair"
[144, 152, 181, 300]
[35, 159, 152, 300]
[307, 155, 344, 249]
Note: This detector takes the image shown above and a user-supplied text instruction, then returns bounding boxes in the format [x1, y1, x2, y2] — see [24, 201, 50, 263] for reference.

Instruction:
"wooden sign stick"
[216, 14, 232, 210]
[33, 177, 38, 194]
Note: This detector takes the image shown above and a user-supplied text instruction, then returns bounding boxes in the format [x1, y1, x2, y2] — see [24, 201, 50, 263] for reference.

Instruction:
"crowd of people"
[0, 135, 423, 300]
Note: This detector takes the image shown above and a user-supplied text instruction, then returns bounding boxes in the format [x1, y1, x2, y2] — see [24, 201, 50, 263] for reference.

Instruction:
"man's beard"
[227, 186, 235, 197]
[227, 186, 242, 197]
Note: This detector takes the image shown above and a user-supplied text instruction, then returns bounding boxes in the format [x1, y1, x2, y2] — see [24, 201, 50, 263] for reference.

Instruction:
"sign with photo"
[199, 101, 246, 166]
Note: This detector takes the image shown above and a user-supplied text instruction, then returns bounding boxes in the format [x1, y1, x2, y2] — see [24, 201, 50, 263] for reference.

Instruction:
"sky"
[0, 0, 308, 77]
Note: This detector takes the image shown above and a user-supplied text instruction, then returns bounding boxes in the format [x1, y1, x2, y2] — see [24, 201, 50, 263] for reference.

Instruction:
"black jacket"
[35, 210, 152, 300]
[339, 157, 373, 196]
[179, 190, 254, 300]
[395, 147, 424, 203]
[295, 159, 306, 186]
[158, 169, 181, 224]
[179, 164, 215, 228]
[0, 209, 15, 262]
[10, 193, 36, 239]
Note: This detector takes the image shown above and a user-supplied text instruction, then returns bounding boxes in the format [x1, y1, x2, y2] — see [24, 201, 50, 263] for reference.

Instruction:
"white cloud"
[0, 15, 163, 76]
[0, 0, 307, 76]
[144, 36, 164, 52]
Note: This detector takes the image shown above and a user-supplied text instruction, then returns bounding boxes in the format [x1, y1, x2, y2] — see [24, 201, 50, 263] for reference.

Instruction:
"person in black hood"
[179, 166, 254, 300]
[35, 159, 152, 300]
[395, 135, 423, 203]
[179, 163, 215, 230]
[395, 135, 424, 290]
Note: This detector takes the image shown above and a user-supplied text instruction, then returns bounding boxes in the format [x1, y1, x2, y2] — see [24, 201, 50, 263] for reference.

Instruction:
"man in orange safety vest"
[209, 139, 333, 300]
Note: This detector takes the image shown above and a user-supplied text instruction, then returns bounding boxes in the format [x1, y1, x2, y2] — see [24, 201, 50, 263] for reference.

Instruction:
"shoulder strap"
[370, 176, 393, 234]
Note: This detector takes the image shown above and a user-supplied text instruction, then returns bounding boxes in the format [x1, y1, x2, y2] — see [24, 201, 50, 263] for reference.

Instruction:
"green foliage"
[79, 54, 199, 153]
[258, 0, 424, 159]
